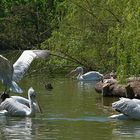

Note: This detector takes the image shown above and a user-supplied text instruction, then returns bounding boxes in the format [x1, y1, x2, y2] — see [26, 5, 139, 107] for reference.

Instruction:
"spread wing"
[13, 50, 50, 82]
[0, 55, 13, 86]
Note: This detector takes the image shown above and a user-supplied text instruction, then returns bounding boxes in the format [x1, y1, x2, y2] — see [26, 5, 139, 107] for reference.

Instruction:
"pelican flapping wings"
[0, 50, 50, 93]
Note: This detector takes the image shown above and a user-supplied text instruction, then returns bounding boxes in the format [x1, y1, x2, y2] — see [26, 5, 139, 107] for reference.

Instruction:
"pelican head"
[75, 67, 83, 74]
[28, 87, 42, 114]
[28, 87, 36, 101]
[67, 67, 84, 77]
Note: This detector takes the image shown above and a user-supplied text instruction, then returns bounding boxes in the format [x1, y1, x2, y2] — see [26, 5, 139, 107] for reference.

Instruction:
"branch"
[105, 8, 122, 24]
[72, 1, 122, 25]
[71, 1, 104, 26]
[50, 51, 85, 66]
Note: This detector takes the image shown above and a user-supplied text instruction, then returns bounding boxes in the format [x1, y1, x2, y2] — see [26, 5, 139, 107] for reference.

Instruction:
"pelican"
[0, 50, 50, 94]
[109, 98, 140, 120]
[67, 67, 103, 81]
[0, 87, 40, 117]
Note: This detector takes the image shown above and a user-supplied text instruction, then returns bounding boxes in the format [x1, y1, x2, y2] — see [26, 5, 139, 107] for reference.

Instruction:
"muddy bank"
[95, 77, 140, 98]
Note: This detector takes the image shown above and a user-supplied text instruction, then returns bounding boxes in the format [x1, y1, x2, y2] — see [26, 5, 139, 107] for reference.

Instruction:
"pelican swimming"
[67, 67, 103, 81]
[0, 50, 50, 94]
[109, 97, 140, 120]
[0, 91, 41, 113]
[0, 87, 40, 117]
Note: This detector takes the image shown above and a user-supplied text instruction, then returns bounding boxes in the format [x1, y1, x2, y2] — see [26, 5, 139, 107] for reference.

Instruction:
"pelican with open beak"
[67, 67, 103, 81]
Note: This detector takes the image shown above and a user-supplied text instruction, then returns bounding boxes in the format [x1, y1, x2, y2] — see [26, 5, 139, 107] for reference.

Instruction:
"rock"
[125, 84, 135, 99]
[103, 71, 117, 79]
[95, 77, 140, 99]
[126, 77, 140, 82]
[95, 81, 103, 93]
[129, 81, 140, 98]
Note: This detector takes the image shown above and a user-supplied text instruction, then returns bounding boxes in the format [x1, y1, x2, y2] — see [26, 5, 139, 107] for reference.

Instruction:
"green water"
[0, 75, 140, 140]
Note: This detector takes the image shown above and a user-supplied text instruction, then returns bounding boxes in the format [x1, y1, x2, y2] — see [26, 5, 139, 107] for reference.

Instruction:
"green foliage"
[42, 0, 140, 80]
[0, 0, 139, 79]
[108, 0, 140, 80]
[0, 0, 53, 49]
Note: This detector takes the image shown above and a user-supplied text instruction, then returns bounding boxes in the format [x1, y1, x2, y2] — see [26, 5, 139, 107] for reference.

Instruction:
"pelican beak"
[35, 99, 43, 114]
[66, 69, 77, 77]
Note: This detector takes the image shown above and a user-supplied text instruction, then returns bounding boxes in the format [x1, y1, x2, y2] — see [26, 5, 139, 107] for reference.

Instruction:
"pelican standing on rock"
[67, 67, 103, 81]
[109, 97, 140, 120]
[0, 87, 40, 117]
[0, 50, 50, 94]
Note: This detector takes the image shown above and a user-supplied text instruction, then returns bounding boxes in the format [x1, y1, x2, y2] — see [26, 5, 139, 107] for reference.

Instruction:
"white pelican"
[0, 87, 40, 117]
[0, 91, 41, 113]
[109, 98, 140, 120]
[67, 67, 103, 81]
[0, 50, 50, 93]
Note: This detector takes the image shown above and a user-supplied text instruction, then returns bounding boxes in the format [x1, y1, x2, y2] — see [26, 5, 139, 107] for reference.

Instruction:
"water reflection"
[112, 121, 140, 138]
[1, 74, 140, 140]
[77, 81, 97, 92]
[96, 96, 119, 107]
[0, 117, 37, 140]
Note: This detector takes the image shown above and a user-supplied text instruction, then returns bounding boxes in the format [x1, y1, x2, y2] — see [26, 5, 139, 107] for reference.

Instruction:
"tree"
[0, 0, 54, 50]
[42, 0, 140, 79]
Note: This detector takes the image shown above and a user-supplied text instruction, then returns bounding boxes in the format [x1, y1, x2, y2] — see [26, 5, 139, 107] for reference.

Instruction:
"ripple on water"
[46, 116, 110, 122]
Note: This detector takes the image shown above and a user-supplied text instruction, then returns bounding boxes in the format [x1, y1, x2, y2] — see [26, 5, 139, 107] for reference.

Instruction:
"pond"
[0, 73, 140, 140]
